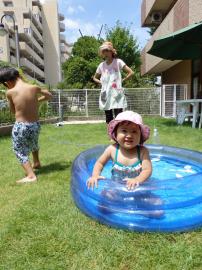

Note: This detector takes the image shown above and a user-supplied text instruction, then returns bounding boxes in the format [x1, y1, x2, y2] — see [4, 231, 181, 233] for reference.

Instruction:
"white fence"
[0, 88, 161, 126]
[49, 88, 161, 121]
[161, 84, 188, 118]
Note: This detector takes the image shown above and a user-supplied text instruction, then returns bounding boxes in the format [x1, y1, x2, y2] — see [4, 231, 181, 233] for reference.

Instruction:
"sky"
[57, 0, 150, 48]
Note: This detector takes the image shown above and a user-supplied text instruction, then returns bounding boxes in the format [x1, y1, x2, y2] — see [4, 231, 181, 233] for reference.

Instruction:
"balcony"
[24, 73, 43, 85]
[60, 44, 72, 55]
[23, 18, 43, 44]
[9, 38, 16, 49]
[59, 22, 65, 32]
[141, 0, 177, 26]
[21, 57, 44, 79]
[66, 45, 72, 55]
[60, 34, 66, 43]
[59, 13, 65, 21]
[20, 42, 44, 67]
[32, 0, 41, 7]
[31, 21, 43, 44]
[141, 6, 181, 75]
[10, 55, 17, 65]
[23, 7, 42, 32]
[141, 0, 202, 75]
[32, 5, 42, 18]
[61, 56, 67, 63]
[20, 30, 44, 56]
[32, 12, 43, 32]
[60, 44, 67, 53]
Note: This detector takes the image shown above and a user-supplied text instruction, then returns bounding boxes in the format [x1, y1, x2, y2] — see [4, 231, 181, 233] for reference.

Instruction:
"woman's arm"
[87, 146, 112, 189]
[122, 65, 134, 82]
[126, 147, 152, 190]
[93, 73, 102, 85]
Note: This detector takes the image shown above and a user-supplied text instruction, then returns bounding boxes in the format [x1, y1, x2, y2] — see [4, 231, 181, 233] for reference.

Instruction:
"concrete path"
[55, 120, 105, 126]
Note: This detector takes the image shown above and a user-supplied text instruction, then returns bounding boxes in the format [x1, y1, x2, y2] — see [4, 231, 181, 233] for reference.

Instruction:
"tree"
[106, 22, 154, 88]
[59, 36, 101, 89]
[105, 21, 141, 68]
[59, 23, 155, 89]
[72, 36, 101, 61]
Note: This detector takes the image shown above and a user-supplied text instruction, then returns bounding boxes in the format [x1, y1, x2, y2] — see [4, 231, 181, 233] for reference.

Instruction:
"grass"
[0, 117, 202, 270]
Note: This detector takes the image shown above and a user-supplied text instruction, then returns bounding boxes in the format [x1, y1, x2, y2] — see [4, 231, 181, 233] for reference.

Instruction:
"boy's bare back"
[6, 80, 51, 122]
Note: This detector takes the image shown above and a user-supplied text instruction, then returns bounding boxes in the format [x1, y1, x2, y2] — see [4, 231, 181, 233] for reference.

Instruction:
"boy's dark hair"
[0, 67, 20, 85]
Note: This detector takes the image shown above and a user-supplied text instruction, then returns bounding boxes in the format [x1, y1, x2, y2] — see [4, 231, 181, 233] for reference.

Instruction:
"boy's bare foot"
[16, 176, 37, 184]
[32, 163, 41, 170]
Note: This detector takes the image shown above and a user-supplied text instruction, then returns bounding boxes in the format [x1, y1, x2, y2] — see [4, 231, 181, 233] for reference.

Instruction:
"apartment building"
[61, 39, 73, 64]
[0, 0, 72, 86]
[141, 0, 202, 115]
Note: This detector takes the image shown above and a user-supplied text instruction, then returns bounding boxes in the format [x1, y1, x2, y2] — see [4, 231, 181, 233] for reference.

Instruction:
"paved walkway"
[56, 120, 105, 125]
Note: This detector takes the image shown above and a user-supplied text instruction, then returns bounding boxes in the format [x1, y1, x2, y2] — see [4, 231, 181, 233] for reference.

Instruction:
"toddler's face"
[116, 122, 141, 149]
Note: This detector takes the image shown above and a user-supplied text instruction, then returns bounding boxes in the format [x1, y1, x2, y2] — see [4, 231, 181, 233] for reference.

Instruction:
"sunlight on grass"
[0, 117, 202, 269]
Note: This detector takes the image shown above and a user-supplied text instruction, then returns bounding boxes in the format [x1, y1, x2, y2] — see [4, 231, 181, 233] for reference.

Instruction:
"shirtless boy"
[0, 67, 52, 184]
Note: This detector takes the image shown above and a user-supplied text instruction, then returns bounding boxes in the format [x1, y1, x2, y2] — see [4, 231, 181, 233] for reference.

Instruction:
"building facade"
[141, 0, 202, 101]
[0, 0, 72, 86]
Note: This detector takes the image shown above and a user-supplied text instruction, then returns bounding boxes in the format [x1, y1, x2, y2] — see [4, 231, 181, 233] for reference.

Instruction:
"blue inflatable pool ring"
[71, 145, 202, 232]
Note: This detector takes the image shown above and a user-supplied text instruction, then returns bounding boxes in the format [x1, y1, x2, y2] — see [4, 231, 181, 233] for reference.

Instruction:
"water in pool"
[87, 154, 202, 181]
[72, 145, 202, 231]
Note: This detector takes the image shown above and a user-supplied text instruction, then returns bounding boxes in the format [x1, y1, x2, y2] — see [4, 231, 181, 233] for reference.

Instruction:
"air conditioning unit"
[151, 12, 163, 23]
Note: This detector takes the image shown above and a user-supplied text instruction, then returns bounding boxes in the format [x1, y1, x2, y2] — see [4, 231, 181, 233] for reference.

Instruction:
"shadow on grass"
[36, 161, 72, 175]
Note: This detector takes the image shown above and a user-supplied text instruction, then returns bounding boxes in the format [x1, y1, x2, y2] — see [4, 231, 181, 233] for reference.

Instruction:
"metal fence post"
[173, 84, 177, 118]
[159, 87, 162, 116]
[58, 89, 62, 121]
[85, 89, 89, 118]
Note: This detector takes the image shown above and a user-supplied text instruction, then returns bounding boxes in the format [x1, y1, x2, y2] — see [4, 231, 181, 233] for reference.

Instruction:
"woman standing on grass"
[93, 41, 134, 125]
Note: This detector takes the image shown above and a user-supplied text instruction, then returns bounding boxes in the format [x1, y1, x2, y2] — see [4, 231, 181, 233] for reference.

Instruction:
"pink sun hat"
[108, 111, 150, 144]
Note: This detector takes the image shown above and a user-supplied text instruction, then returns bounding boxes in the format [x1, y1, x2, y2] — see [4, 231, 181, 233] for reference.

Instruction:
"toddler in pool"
[87, 111, 152, 190]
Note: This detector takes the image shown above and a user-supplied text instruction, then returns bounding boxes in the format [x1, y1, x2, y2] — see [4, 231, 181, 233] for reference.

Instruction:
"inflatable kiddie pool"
[71, 145, 202, 232]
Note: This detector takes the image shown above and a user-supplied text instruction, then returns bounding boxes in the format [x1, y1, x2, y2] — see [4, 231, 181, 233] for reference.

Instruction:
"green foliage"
[62, 56, 98, 89]
[106, 22, 155, 88]
[0, 60, 13, 68]
[59, 22, 155, 89]
[59, 36, 101, 89]
[0, 121, 202, 269]
[123, 67, 155, 88]
[72, 36, 101, 61]
[105, 21, 141, 68]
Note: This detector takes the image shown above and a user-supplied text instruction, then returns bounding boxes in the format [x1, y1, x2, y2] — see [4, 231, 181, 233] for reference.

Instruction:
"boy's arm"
[37, 87, 52, 102]
[6, 92, 15, 114]
[126, 147, 152, 190]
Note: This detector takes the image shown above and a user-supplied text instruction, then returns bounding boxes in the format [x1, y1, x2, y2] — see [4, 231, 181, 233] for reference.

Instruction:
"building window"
[24, 28, 32, 36]
[3, 1, 13, 7]
[34, 14, 40, 21]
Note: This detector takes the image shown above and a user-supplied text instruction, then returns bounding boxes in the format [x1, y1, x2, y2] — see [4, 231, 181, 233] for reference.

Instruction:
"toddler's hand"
[87, 175, 105, 190]
[124, 178, 140, 190]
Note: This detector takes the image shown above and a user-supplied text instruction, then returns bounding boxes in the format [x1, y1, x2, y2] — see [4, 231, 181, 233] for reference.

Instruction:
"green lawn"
[0, 117, 202, 270]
